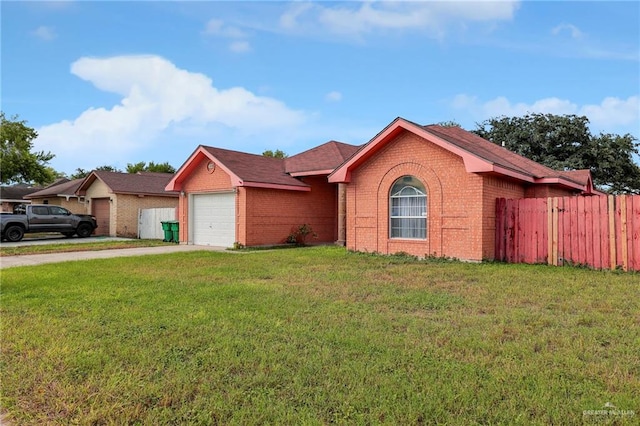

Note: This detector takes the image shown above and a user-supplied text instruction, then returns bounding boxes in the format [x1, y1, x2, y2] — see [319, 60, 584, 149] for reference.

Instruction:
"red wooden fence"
[495, 195, 640, 271]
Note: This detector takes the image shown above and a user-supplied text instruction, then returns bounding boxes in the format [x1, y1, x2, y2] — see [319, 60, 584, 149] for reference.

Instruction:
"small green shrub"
[286, 224, 318, 246]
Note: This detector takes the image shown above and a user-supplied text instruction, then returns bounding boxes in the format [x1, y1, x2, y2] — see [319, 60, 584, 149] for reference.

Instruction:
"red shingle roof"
[169, 141, 362, 192]
[423, 125, 559, 179]
[202, 146, 310, 187]
[330, 117, 595, 194]
[78, 171, 178, 196]
[559, 169, 592, 186]
[285, 141, 361, 175]
[25, 178, 84, 198]
[422, 125, 592, 186]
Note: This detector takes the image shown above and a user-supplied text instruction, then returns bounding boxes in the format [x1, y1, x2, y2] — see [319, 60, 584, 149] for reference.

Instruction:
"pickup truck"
[1, 204, 98, 242]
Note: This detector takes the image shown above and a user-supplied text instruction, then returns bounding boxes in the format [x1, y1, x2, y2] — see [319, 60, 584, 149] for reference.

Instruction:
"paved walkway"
[0, 244, 228, 269]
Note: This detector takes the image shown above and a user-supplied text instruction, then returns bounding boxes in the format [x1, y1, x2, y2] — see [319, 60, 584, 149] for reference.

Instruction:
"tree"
[0, 112, 56, 185]
[126, 161, 175, 174]
[70, 165, 122, 180]
[70, 168, 90, 179]
[262, 149, 288, 159]
[436, 120, 461, 128]
[585, 133, 640, 194]
[473, 113, 640, 194]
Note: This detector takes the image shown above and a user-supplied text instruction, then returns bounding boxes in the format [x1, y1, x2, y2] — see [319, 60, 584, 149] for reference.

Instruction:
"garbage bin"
[161, 221, 173, 242]
[168, 220, 180, 244]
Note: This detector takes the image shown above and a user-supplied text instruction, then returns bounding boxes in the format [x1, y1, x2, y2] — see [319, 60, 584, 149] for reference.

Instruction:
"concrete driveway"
[0, 237, 228, 269]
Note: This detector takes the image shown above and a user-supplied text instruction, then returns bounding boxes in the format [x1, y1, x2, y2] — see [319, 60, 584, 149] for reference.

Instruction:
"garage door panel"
[192, 193, 235, 247]
[92, 198, 110, 236]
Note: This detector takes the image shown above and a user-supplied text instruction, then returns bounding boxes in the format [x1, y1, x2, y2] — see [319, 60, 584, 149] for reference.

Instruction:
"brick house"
[76, 171, 178, 238]
[169, 117, 597, 260]
[328, 117, 598, 260]
[166, 141, 359, 246]
[1, 184, 43, 212]
[24, 178, 86, 213]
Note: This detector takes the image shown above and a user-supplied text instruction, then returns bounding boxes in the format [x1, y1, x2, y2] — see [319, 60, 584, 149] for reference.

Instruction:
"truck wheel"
[4, 225, 25, 242]
[76, 223, 94, 238]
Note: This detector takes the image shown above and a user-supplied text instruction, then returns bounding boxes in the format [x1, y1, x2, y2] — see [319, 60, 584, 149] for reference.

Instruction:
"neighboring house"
[328, 117, 598, 261]
[166, 141, 360, 247]
[0, 184, 43, 212]
[168, 117, 598, 260]
[76, 171, 179, 238]
[24, 178, 87, 213]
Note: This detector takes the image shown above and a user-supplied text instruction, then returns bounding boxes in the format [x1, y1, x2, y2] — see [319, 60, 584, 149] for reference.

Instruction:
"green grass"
[0, 239, 168, 257]
[1, 247, 638, 425]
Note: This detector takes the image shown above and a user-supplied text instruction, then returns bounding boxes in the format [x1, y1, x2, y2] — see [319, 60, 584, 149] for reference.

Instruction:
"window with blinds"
[389, 176, 427, 239]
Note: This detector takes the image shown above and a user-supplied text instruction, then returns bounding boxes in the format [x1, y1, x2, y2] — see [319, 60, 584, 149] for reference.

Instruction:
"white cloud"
[450, 94, 640, 135]
[36, 55, 306, 172]
[325, 91, 342, 102]
[203, 18, 247, 39]
[580, 96, 640, 130]
[279, 2, 314, 30]
[280, 1, 519, 39]
[32, 26, 56, 41]
[551, 23, 584, 39]
[229, 40, 251, 53]
[203, 18, 252, 53]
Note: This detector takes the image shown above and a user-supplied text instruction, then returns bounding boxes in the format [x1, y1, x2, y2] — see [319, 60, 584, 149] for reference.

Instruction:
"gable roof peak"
[285, 140, 361, 175]
[330, 116, 596, 194]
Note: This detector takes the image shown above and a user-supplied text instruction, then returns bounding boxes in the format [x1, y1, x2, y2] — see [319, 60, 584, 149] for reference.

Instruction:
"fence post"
[547, 198, 552, 265]
[620, 195, 628, 272]
[608, 195, 616, 270]
[549, 197, 559, 266]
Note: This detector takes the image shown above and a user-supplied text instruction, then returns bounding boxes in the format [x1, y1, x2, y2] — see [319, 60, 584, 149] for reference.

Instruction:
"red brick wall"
[346, 131, 489, 260]
[243, 176, 338, 246]
[178, 157, 234, 243]
[524, 185, 580, 198]
[178, 157, 338, 246]
[344, 132, 590, 260]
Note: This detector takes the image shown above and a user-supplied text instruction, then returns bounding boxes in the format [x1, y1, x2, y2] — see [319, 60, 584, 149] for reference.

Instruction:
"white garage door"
[192, 192, 236, 247]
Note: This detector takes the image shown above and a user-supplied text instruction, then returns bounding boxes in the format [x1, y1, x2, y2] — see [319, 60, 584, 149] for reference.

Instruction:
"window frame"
[389, 176, 427, 240]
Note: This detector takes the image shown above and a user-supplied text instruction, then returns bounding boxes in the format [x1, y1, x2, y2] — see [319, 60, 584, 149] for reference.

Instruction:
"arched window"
[390, 176, 427, 239]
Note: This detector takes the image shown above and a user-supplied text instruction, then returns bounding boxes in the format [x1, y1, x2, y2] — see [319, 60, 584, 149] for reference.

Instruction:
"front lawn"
[1, 247, 638, 424]
[0, 239, 168, 257]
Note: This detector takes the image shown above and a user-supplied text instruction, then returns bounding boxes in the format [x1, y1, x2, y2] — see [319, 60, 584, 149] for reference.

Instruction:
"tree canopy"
[436, 120, 461, 128]
[473, 113, 640, 194]
[126, 161, 176, 174]
[70, 165, 122, 180]
[262, 149, 288, 159]
[0, 112, 56, 185]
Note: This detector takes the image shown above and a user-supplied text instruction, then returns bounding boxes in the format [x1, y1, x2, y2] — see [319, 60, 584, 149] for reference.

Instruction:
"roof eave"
[76, 173, 100, 196]
[289, 169, 334, 177]
[166, 146, 243, 191]
[533, 176, 592, 192]
[241, 181, 311, 192]
[329, 117, 405, 183]
[329, 117, 500, 183]
[1, 198, 31, 203]
[110, 191, 179, 197]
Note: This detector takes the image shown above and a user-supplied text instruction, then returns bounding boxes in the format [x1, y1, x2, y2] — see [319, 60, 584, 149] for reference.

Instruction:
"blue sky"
[2, 0, 639, 176]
